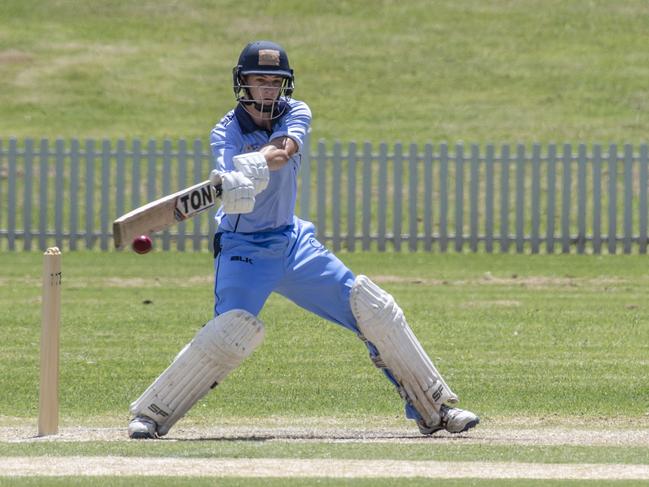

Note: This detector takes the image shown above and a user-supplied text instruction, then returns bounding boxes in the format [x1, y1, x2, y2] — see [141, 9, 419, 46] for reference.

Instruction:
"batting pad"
[129, 309, 265, 436]
[350, 275, 458, 428]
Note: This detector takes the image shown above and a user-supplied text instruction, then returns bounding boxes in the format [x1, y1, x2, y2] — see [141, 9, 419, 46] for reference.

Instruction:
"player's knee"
[194, 309, 265, 361]
[350, 275, 404, 333]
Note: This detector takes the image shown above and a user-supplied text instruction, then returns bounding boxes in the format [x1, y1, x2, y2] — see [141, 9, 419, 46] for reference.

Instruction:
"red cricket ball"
[132, 235, 153, 254]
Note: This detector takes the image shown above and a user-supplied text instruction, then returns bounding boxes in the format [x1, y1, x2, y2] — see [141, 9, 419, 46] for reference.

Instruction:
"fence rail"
[1, 137, 648, 253]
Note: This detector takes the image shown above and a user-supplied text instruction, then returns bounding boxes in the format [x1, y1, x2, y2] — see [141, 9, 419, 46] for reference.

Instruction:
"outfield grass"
[2, 252, 649, 484]
[1, 0, 648, 143]
[2, 251, 648, 422]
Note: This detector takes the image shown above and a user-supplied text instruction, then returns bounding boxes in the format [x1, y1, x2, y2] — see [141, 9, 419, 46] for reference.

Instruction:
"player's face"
[244, 75, 284, 104]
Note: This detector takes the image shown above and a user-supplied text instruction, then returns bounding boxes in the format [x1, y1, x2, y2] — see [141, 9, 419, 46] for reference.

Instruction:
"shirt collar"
[234, 100, 288, 134]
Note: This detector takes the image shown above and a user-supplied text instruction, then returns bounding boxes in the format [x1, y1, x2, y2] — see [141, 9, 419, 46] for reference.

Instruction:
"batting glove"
[217, 171, 255, 214]
[233, 151, 269, 195]
[209, 168, 223, 187]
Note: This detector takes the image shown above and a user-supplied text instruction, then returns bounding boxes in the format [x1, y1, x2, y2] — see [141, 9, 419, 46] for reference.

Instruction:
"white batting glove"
[218, 171, 255, 214]
[209, 169, 222, 187]
[233, 151, 269, 195]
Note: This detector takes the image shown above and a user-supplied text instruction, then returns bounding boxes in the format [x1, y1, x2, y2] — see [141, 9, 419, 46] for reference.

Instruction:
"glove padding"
[233, 152, 269, 195]
[212, 170, 255, 214]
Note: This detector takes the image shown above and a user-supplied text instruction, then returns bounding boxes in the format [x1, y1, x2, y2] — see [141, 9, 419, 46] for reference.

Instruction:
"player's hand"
[218, 171, 255, 214]
[208, 169, 222, 187]
[233, 151, 269, 195]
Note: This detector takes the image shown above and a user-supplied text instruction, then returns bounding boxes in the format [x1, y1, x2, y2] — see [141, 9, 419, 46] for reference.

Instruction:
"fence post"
[362, 142, 372, 251]
[577, 144, 587, 254]
[499, 144, 510, 253]
[640, 144, 649, 254]
[393, 143, 403, 252]
[85, 139, 97, 249]
[546, 144, 556, 254]
[115, 139, 126, 234]
[55, 139, 65, 249]
[131, 139, 141, 210]
[114, 139, 126, 226]
[408, 143, 418, 252]
[454, 144, 464, 252]
[439, 143, 449, 253]
[161, 139, 172, 250]
[515, 144, 525, 254]
[561, 144, 572, 254]
[69, 139, 80, 251]
[23, 139, 34, 251]
[332, 141, 342, 252]
[607, 144, 618, 254]
[39, 139, 50, 251]
[100, 139, 111, 251]
[469, 144, 479, 253]
[7, 139, 18, 250]
[146, 139, 157, 203]
[623, 144, 633, 254]
[531, 143, 541, 254]
[177, 139, 187, 251]
[347, 141, 357, 252]
[377, 143, 388, 251]
[485, 144, 494, 253]
[423, 143, 434, 252]
[592, 144, 602, 254]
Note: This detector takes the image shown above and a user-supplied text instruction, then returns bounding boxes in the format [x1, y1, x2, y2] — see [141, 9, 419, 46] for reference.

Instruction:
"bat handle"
[210, 173, 223, 198]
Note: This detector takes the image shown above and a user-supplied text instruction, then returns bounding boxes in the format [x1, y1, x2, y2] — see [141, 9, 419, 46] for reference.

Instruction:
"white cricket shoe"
[417, 404, 480, 435]
[128, 415, 159, 439]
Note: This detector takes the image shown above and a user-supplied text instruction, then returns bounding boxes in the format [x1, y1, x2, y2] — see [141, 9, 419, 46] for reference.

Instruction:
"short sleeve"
[209, 114, 242, 172]
[270, 100, 312, 150]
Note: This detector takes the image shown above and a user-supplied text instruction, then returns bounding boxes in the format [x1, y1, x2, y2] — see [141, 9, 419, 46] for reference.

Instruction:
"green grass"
[2, 252, 649, 483]
[2, 441, 649, 465]
[1, 0, 648, 144]
[2, 251, 648, 421]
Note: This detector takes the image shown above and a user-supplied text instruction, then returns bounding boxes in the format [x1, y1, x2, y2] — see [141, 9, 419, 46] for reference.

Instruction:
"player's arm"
[260, 136, 299, 171]
[261, 100, 310, 170]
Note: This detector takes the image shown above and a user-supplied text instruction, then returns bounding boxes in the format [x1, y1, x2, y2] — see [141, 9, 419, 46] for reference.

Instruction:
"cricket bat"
[113, 175, 222, 249]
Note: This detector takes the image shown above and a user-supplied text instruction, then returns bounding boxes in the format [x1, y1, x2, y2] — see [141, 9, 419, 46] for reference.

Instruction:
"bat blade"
[113, 176, 222, 249]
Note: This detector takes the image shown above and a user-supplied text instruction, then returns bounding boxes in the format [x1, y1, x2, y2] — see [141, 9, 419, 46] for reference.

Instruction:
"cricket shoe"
[128, 415, 159, 439]
[417, 404, 480, 435]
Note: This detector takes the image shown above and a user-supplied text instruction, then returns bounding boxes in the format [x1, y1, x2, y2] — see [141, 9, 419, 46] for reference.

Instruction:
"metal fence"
[1, 137, 648, 253]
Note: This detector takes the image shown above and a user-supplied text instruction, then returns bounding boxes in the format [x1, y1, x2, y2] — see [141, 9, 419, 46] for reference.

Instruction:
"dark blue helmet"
[232, 41, 295, 103]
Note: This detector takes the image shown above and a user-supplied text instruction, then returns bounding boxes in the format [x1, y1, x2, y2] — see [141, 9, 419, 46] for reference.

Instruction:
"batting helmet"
[232, 40, 295, 103]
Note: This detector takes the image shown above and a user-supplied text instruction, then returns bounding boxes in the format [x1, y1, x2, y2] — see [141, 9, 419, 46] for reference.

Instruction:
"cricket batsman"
[128, 41, 479, 439]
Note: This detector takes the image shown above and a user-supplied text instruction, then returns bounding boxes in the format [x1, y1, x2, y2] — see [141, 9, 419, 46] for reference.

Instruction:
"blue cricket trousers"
[213, 216, 358, 330]
[213, 216, 421, 422]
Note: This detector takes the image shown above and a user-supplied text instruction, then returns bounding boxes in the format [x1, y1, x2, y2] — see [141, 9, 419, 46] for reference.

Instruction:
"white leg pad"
[129, 309, 264, 436]
[350, 275, 458, 428]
